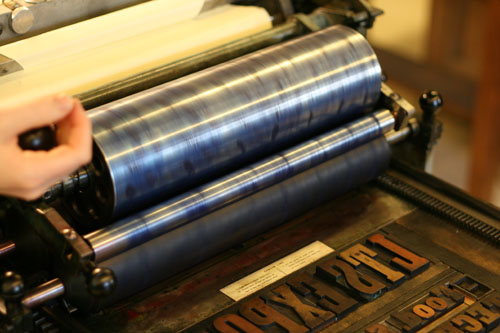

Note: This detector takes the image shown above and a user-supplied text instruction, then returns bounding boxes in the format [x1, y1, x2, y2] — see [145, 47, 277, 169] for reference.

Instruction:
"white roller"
[0, 3, 271, 107]
[0, 0, 206, 68]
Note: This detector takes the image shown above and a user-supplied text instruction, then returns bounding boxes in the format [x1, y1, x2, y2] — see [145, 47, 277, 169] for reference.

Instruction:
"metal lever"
[17, 126, 93, 202]
[418, 90, 443, 153]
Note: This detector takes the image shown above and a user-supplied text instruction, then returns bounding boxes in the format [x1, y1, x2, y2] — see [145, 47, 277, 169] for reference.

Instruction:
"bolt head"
[62, 228, 77, 240]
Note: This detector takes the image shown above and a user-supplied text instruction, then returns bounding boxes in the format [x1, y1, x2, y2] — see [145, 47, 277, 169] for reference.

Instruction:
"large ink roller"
[44, 25, 382, 226]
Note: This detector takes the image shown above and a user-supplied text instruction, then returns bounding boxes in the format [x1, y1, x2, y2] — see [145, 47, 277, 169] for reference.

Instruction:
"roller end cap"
[1, 271, 24, 300]
[88, 267, 116, 297]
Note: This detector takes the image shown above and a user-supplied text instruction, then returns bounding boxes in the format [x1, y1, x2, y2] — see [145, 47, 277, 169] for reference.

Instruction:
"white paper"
[220, 241, 334, 301]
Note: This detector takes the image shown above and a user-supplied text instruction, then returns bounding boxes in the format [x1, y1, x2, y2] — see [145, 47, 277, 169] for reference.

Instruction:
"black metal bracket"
[379, 82, 416, 130]
[312, 0, 383, 36]
[389, 90, 443, 169]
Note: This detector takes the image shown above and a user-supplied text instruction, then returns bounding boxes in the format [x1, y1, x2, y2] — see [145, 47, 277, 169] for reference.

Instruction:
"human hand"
[0, 94, 92, 200]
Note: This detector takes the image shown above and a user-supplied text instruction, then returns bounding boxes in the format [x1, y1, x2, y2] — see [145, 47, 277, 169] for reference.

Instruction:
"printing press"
[1, 0, 500, 332]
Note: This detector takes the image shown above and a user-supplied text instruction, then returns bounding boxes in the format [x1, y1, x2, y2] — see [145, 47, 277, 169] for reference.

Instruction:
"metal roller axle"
[22, 278, 65, 309]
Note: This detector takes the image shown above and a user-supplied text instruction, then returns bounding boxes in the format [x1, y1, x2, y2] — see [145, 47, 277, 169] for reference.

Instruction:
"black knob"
[87, 267, 116, 297]
[18, 126, 57, 151]
[1, 271, 24, 301]
[419, 90, 443, 117]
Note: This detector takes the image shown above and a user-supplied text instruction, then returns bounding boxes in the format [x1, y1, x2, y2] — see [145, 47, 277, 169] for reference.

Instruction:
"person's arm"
[0, 94, 92, 200]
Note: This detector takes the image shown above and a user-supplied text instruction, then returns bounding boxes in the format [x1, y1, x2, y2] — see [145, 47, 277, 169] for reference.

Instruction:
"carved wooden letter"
[317, 258, 386, 301]
[267, 284, 335, 330]
[287, 272, 358, 318]
[239, 297, 308, 333]
[367, 234, 429, 275]
[339, 244, 405, 284]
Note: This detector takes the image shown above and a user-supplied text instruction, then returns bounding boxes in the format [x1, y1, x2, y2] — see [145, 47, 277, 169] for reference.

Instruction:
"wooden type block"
[287, 272, 359, 319]
[339, 244, 406, 285]
[266, 284, 335, 330]
[367, 234, 430, 276]
[465, 303, 500, 331]
[239, 297, 308, 332]
[316, 258, 387, 301]
[451, 314, 484, 332]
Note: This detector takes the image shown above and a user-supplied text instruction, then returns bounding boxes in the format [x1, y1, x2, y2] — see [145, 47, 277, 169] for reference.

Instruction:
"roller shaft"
[0, 240, 15, 257]
[86, 111, 394, 262]
[22, 278, 65, 309]
[88, 25, 381, 219]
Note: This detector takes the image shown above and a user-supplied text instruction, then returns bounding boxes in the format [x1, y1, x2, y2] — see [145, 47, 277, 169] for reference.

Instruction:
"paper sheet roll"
[0, 3, 271, 107]
[0, 0, 206, 67]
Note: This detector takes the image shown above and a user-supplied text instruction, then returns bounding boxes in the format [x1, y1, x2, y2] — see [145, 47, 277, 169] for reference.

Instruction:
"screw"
[62, 228, 77, 240]
[390, 92, 401, 101]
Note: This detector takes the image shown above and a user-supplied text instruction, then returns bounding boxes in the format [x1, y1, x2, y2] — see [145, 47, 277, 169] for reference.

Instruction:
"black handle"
[419, 90, 443, 122]
[18, 126, 57, 151]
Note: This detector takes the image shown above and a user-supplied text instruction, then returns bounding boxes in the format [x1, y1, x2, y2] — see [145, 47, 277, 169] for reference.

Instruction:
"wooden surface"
[468, 0, 500, 201]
